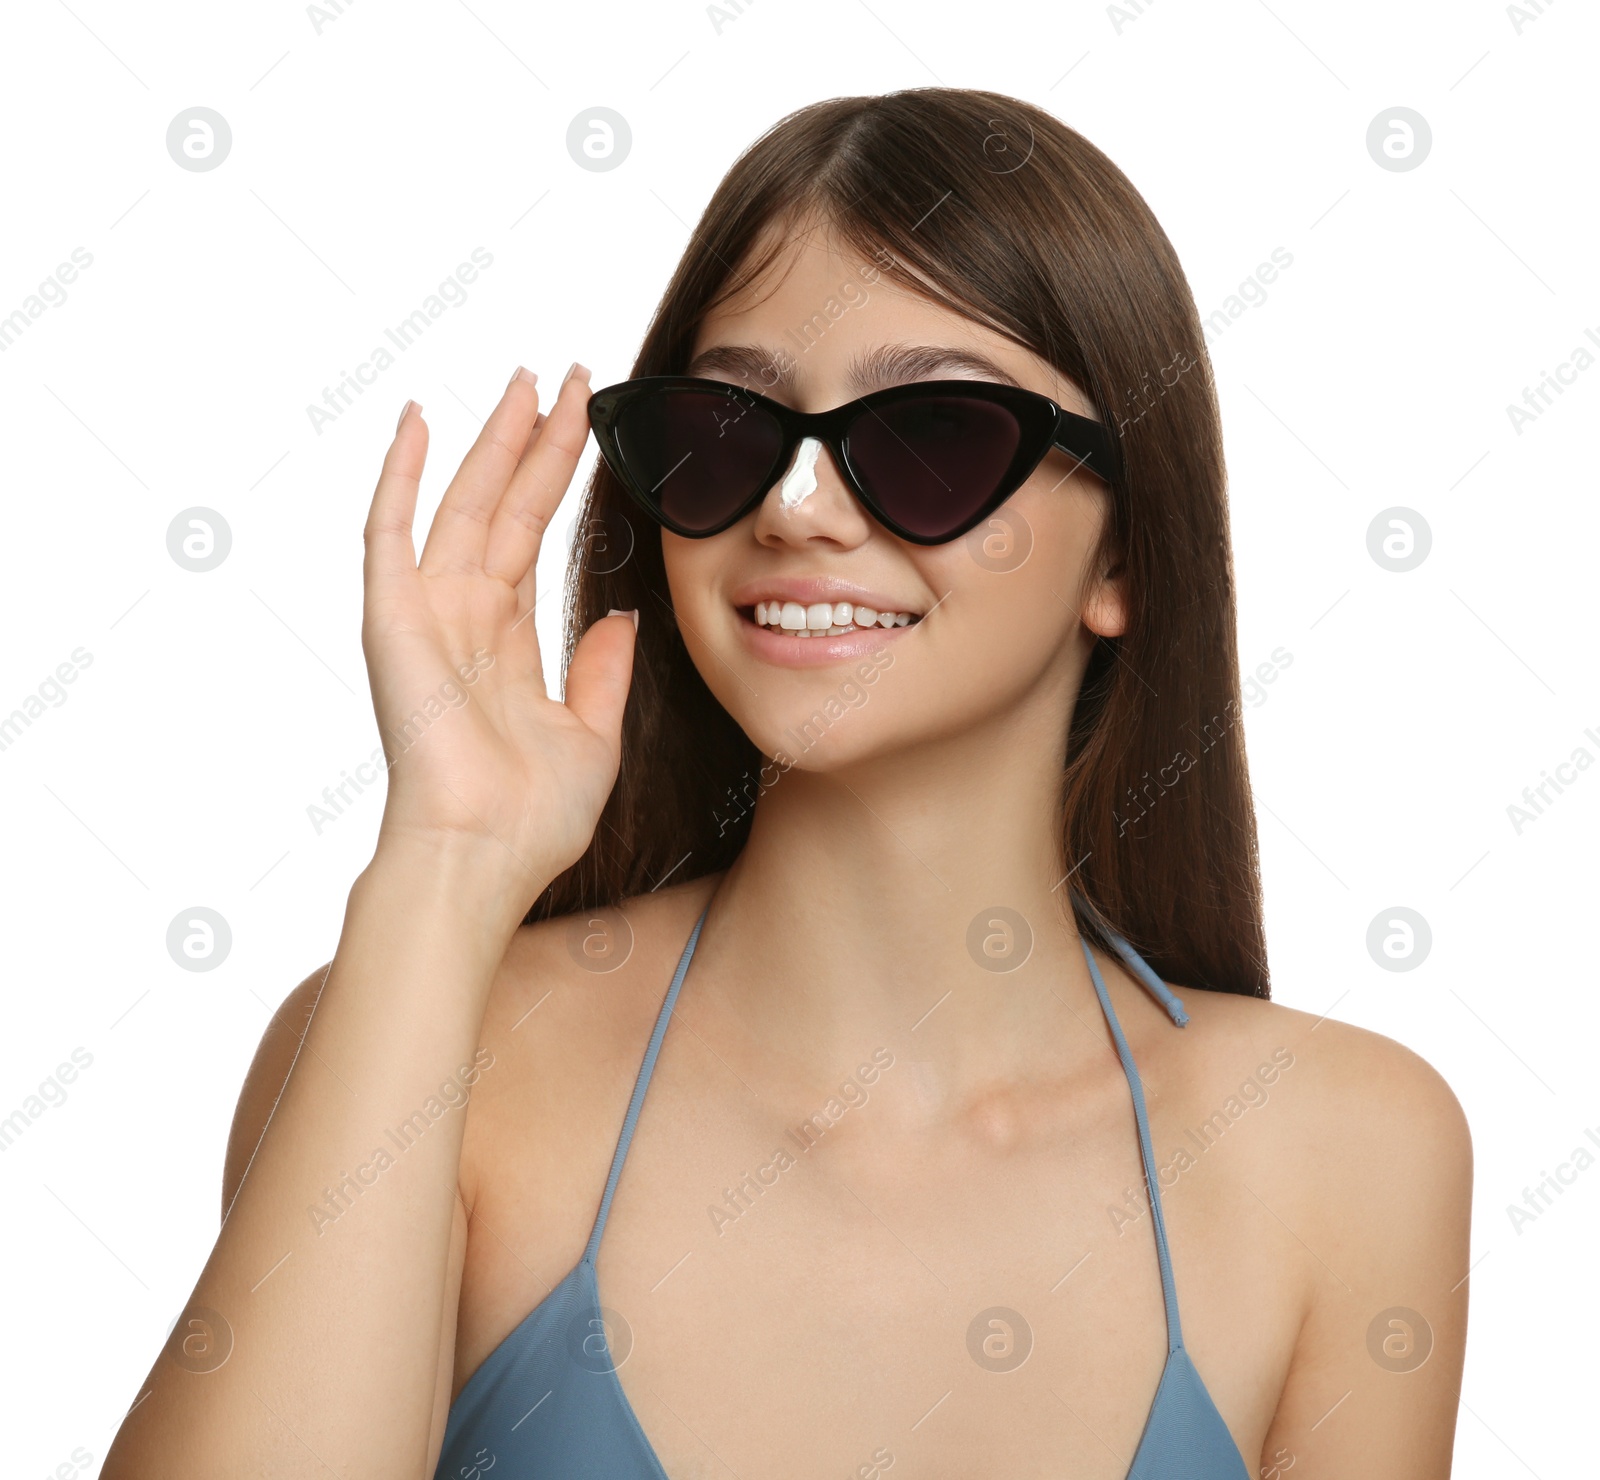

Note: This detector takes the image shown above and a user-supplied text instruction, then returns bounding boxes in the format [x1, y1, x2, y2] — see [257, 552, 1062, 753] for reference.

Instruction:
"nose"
[752, 436, 872, 547]
[776, 436, 825, 510]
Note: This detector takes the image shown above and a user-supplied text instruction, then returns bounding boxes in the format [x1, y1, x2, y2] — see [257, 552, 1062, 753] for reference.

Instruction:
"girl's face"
[663, 222, 1126, 770]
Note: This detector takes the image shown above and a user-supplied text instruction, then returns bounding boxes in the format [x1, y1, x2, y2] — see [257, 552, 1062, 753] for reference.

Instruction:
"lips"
[726, 575, 929, 667]
[732, 606, 921, 667]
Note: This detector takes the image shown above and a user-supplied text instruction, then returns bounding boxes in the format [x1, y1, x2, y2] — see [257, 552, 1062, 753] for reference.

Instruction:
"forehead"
[690, 219, 1084, 408]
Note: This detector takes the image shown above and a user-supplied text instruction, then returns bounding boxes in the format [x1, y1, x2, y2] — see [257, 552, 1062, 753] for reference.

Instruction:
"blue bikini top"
[432, 899, 1249, 1479]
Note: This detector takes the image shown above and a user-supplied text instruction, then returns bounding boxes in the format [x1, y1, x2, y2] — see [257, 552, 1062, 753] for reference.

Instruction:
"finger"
[563, 608, 638, 747]
[511, 412, 548, 615]
[418, 368, 542, 576]
[364, 401, 429, 585]
[502, 411, 551, 692]
[483, 364, 592, 587]
[516, 408, 547, 461]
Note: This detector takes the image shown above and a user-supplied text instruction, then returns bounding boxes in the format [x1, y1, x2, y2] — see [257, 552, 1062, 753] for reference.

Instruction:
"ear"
[1081, 555, 1127, 639]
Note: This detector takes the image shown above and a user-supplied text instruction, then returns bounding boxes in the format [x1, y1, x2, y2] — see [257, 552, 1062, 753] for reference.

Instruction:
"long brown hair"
[529, 87, 1269, 1000]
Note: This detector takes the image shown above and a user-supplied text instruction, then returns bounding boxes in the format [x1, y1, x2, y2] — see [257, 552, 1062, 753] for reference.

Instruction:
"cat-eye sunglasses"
[586, 375, 1119, 546]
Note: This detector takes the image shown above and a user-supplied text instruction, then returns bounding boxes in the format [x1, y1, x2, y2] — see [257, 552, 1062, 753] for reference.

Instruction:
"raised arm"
[103, 363, 638, 1478]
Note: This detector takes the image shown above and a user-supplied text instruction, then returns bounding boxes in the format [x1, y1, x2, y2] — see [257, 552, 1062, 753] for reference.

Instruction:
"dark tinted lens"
[845, 394, 1024, 539]
[614, 388, 784, 531]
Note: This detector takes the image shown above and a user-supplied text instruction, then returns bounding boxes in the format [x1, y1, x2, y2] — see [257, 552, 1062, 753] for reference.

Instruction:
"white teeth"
[747, 598, 919, 634]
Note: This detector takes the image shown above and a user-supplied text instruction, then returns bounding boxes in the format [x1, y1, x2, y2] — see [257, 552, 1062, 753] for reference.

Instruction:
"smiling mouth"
[741, 600, 923, 637]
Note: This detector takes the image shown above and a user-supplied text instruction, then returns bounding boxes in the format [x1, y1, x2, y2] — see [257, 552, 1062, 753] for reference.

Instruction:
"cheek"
[999, 469, 1111, 608]
[930, 563, 1080, 694]
[661, 533, 724, 626]
[947, 473, 1096, 618]
[926, 490, 1102, 678]
[883, 541, 1081, 718]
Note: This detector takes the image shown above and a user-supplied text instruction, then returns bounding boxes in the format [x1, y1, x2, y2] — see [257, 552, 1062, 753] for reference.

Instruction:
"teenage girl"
[105, 88, 1470, 1479]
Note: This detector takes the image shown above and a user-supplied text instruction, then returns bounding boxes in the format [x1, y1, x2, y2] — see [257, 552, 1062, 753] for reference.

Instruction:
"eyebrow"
[685, 341, 1023, 394]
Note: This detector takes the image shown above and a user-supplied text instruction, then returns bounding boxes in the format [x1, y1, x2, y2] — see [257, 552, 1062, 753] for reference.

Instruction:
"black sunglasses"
[586, 375, 1119, 546]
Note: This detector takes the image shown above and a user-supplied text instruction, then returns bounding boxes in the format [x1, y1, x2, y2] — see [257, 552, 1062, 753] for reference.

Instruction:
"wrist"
[358, 828, 559, 935]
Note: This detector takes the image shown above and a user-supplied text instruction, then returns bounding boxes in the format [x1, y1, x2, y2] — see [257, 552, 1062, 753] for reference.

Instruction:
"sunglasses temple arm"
[1053, 411, 1119, 485]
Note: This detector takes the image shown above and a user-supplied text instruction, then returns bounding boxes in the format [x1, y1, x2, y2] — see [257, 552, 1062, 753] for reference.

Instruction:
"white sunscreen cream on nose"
[777, 436, 824, 511]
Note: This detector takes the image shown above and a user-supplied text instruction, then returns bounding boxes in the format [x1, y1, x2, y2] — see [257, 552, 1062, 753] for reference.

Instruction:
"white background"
[1, 1, 1595, 1474]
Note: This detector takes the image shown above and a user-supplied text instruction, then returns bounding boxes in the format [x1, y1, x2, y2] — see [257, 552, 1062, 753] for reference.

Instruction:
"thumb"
[564, 608, 639, 745]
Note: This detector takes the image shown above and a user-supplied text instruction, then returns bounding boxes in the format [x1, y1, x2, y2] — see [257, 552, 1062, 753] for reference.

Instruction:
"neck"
[692, 695, 1122, 1114]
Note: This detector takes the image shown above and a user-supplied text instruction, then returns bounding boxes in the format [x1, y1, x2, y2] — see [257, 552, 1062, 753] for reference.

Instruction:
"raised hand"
[361, 363, 634, 895]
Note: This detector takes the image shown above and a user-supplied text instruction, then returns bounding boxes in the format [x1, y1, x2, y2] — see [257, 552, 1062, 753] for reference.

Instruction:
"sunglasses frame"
[586, 374, 1120, 546]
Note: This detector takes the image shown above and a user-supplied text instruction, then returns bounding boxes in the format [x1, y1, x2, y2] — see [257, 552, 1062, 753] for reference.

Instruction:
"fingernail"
[396, 399, 418, 432]
[607, 607, 640, 630]
[564, 361, 590, 387]
[509, 365, 537, 389]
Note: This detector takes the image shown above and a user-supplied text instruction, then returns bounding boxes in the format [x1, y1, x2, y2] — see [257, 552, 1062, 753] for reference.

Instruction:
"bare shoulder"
[457, 872, 724, 1210]
[1161, 988, 1475, 1467]
[1152, 974, 1474, 1358]
[1169, 983, 1473, 1191]
[1156, 977, 1472, 1465]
